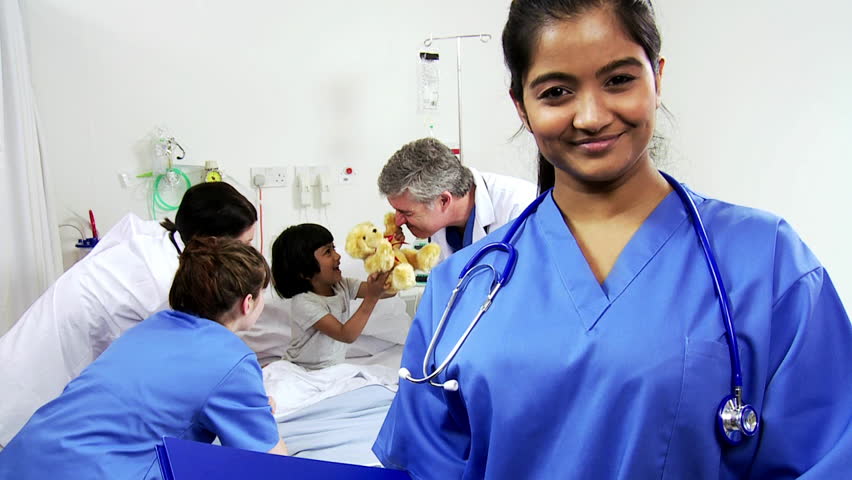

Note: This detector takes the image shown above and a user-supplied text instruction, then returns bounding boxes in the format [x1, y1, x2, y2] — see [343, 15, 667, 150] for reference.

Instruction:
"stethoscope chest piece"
[717, 394, 759, 444]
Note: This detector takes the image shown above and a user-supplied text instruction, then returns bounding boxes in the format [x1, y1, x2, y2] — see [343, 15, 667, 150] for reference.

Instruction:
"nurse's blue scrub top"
[0, 310, 279, 479]
[373, 188, 852, 479]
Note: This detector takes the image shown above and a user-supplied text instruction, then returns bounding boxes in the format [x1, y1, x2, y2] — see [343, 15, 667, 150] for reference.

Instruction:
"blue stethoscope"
[399, 171, 759, 445]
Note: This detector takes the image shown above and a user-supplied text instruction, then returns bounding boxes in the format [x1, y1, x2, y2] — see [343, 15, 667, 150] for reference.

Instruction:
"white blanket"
[263, 359, 399, 420]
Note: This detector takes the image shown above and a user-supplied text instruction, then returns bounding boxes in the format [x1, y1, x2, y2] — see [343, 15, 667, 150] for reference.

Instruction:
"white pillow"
[355, 295, 412, 345]
[238, 293, 291, 367]
[240, 284, 415, 364]
[345, 335, 397, 358]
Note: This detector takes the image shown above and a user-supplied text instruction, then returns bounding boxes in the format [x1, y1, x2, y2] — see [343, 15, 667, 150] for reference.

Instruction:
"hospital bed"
[239, 294, 412, 466]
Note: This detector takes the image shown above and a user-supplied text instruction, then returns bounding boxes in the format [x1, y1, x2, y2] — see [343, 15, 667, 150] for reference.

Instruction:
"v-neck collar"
[535, 188, 701, 330]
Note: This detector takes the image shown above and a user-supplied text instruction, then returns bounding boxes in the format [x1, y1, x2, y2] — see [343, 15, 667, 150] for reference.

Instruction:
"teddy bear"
[345, 213, 441, 292]
[381, 212, 441, 271]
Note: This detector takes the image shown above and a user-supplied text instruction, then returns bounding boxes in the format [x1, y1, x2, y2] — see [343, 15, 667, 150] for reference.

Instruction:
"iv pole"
[423, 33, 491, 163]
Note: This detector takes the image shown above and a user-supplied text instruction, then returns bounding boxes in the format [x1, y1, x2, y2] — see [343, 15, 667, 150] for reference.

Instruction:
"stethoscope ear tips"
[398, 366, 459, 392]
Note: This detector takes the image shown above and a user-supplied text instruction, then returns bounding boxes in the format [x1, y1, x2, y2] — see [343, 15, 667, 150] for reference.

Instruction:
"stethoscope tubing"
[399, 263, 503, 391]
[660, 171, 744, 392]
[402, 172, 755, 443]
[419, 264, 496, 385]
[405, 195, 547, 387]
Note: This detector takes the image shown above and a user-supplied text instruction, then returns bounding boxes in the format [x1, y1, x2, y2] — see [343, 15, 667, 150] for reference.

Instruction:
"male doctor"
[378, 137, 537, 262]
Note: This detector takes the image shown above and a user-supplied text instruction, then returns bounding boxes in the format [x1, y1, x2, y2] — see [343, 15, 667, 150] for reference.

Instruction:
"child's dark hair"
[169, 236, 270, 322]
[271, 223, 334, 299]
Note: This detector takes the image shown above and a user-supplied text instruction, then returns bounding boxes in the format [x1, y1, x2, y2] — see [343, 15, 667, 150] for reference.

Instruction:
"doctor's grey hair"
[378, 137, 475, 204]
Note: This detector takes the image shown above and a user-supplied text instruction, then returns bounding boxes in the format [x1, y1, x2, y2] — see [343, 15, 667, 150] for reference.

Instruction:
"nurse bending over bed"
[0, 182, 258, 447]
[374, 0, 852, 478]
[0, 236, 287, 479]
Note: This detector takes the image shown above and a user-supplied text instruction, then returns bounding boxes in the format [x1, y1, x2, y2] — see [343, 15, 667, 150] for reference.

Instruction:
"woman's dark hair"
[160, 182, 257, 241]
[169, 236, 270, 323]
[271, 223, 334, 299]
[502, 0, 662, 192]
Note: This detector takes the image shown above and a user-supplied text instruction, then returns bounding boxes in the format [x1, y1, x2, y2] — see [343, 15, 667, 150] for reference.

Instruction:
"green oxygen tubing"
[137, 132, 194, 218]
[137, 167, 192, 217]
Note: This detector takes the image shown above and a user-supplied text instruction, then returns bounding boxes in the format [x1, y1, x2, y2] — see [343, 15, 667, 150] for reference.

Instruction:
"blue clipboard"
[156, 436, 410, 479]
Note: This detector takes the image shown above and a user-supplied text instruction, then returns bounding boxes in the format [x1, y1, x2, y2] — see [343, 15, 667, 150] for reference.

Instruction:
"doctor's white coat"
[0, 213, 181, 446]
[429, 167, 537, 262]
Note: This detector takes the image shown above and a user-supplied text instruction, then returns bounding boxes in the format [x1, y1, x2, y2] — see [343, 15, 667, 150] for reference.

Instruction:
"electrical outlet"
[250, 167, 289, 188]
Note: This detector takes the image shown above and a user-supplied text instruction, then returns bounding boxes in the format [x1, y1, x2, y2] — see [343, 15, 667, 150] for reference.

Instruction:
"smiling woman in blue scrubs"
[0, 237, 287, 479]
[373, 1, 852, 478]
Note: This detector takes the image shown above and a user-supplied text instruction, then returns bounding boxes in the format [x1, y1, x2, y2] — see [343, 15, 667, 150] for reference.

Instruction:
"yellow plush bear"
[345, 213, 441, 292]
[381, 212, 441, 271]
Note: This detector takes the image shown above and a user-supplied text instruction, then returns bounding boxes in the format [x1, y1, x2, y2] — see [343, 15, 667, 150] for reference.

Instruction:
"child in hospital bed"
[0, 237, 287, 479]
[270, 223, 392, 370]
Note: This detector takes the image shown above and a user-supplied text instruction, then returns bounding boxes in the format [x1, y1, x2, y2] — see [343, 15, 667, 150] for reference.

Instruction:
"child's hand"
[268, 396, 277, 414]
[365, 271, 392, 299]
[392, 230, 406, 246]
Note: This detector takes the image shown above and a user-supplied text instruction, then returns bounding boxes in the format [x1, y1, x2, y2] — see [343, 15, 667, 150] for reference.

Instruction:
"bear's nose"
[372, 229, 377, 233]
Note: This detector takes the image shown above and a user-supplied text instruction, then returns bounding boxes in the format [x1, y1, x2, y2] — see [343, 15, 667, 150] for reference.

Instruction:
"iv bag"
[418, 51, 440, 112]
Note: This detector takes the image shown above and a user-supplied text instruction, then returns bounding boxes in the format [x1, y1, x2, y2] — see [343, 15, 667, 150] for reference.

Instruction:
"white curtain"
[0, 0, 61, 335]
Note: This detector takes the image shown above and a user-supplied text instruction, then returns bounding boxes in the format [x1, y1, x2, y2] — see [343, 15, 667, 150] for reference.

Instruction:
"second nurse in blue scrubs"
[374, 0, 852, 478]
[0, 237, 287, 479]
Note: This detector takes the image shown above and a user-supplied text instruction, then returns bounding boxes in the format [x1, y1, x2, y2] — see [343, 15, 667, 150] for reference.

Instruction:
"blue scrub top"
[0, 310, 280, 479]
[373, 188, 852, 479]
[444, 205, 477, 254]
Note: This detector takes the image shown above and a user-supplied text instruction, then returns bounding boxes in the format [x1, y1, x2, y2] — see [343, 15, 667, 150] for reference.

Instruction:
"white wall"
[20, 0, 534, 277]
[655, 0, 852, 308]
[19, 1, 851, 309]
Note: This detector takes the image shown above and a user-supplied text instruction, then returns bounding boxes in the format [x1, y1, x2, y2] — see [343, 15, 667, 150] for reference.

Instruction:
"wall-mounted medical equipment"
[317, 172, 331, 207]
[420, 33, 491, 163]
[204, 161, 223, 182]
[399, 172, 759, 446]
[73, 209, 100, 249]
[119, 128, 246, 221]
[131, 129, 192, 218]
[59, 210, 99, 250]
[338, 166, 356, 185]
[152, 136, 190, 211]
[297, 170, 312, 208]
[291, 166, 333, 208]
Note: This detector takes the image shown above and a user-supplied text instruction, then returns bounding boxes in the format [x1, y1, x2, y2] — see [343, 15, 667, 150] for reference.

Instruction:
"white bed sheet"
[263, 357, 398, 420]
[277, 384, 395, 466]
[346, 344, 404, 370]
[240, 291, 409, 466]
[272, 346, 403, 465]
